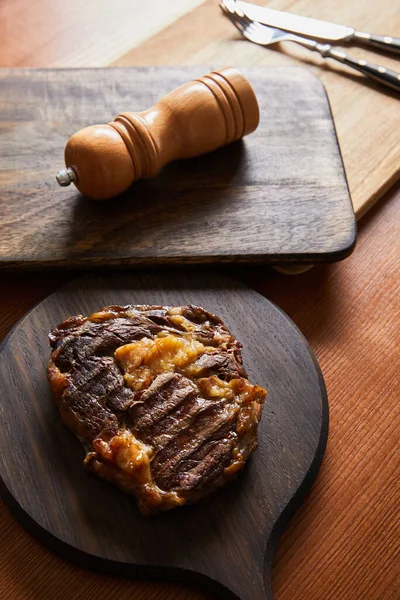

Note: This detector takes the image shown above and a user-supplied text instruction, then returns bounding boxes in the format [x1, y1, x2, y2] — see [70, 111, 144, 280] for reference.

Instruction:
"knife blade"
[236, 2, 354, 41]
[235, 1, 400, 53]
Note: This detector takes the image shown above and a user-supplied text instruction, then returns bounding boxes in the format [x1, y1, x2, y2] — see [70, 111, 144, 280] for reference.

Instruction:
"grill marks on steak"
[129, 372, 198, 440]
[52, 316, 162, 370]
[150, 395, 237, 492]
[48, 304, 266, 514]
[49, 313, 166, 440]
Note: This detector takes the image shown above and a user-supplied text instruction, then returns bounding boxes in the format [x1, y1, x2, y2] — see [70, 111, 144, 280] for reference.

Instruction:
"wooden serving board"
[0, 270, 328, 600]
[0, 67, 355, 270]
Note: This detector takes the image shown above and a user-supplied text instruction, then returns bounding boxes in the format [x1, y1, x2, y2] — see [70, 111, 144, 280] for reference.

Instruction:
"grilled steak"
[48, 304, 266, 514]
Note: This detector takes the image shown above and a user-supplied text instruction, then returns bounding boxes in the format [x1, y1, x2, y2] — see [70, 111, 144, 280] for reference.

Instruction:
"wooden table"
[1, 1, 399, 599]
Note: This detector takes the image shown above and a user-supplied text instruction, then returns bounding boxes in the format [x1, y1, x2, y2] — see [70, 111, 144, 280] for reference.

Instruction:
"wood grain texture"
[0, 66, 355, 269]
[0, 185, 398, 600]
[0, 270, 329, 600]
[113, 0, 400, 218]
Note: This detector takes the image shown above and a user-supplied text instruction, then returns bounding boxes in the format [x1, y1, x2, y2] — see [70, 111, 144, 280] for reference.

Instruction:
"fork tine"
[220, 1, 261, 37]
[225, 0, 253, 27]
[221, 1, 278, 46]
[220, 0, 241, 19]
[220, 4, 246, 34]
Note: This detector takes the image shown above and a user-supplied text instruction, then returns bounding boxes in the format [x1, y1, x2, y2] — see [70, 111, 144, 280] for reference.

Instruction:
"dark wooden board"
[0, 67, 355, 270]
[0, 270, 328, 599]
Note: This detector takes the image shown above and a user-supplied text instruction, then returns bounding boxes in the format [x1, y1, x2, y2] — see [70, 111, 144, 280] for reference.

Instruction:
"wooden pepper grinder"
[56, 68, 259, 200]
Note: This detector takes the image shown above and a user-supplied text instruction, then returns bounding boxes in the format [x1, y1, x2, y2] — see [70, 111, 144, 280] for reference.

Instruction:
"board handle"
[56, 68, 259, 200]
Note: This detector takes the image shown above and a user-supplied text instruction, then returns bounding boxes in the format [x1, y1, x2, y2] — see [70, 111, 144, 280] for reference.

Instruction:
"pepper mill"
[56, 67, 259, 200]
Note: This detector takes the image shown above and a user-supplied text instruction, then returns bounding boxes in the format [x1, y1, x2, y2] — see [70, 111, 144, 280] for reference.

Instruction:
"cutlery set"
[221, 0, 400, 92]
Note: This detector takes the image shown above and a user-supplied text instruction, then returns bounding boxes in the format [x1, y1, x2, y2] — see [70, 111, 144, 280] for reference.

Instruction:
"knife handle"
[354, 31, 400, 55]
[57, 68, 259, 200]
[314, 44, 400, 93]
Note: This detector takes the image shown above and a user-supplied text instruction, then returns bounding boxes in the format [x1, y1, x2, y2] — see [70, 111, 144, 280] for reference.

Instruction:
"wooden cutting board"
[0, 67, 355, 270]
[0, 270, 328, 600]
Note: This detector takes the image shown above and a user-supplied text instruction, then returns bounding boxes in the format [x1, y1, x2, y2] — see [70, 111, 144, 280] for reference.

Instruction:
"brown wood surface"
[0, 1, 399, 599]
[0, 270, 329, 600]
[0, 66, 355, 269]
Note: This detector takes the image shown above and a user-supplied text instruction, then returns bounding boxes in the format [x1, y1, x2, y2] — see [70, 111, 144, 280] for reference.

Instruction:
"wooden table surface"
[1, 1, 399, 599]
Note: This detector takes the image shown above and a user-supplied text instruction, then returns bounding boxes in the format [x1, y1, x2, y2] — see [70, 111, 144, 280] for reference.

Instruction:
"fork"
[220, 0, 400, 93]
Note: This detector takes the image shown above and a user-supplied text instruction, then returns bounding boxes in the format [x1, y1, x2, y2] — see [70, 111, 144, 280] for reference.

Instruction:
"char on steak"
[48, 304, 266, 514]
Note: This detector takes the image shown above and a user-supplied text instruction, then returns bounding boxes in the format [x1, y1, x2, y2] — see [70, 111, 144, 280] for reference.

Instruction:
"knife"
[236, 1, 400, 54]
